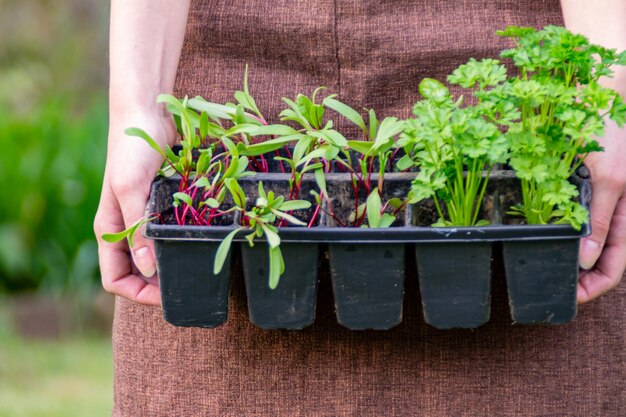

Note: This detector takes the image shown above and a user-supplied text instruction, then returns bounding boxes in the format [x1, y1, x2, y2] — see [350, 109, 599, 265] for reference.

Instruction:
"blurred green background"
[0, 0, 112, 415]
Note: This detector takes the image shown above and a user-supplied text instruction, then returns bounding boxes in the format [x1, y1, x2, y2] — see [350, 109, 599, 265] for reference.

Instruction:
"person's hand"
[578, 120, 626, 303]
[94, 108, 175, 306]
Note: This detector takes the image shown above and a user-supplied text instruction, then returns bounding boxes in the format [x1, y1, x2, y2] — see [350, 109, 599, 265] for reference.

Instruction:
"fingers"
[98, 237, 162, 306]
[579, 182, 621, 269]
[109, 139, 163, 278]
[578, 196, 626, 303]
[94, 178, 162, 306]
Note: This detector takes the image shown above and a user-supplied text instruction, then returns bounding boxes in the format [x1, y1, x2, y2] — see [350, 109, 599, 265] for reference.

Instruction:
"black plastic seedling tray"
[145, 170, 591, 330]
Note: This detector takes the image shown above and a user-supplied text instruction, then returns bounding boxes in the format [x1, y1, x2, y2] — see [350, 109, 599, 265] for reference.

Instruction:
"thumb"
[579, 181, 620, 270]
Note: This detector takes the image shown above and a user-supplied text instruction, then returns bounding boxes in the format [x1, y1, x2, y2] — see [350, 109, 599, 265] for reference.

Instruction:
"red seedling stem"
[308, 203, 321, 228]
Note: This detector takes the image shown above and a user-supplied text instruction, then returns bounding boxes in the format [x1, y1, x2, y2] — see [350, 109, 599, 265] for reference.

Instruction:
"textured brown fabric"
[112, 1, 626, 416]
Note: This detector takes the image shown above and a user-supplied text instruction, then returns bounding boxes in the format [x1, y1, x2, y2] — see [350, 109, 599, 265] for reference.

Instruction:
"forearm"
[109, 0, 190, 133]
[561, 0, 626, 95]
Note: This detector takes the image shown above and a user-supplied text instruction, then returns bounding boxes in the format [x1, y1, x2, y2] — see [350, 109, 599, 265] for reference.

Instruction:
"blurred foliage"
[0, 0, 108, 293]
[0, 100, 107, 292]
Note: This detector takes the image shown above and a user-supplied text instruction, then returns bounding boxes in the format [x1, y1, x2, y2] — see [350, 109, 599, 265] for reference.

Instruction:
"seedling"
[400, 77, 509, 227]
[214, 182, 311, 289]
[481, 26, 626, 229]
[101, 215, 160, 247]
[321, 96, 406, 227]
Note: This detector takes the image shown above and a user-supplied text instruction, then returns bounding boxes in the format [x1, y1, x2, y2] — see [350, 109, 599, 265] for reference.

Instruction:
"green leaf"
[125, 128, 167, 159]
[396, 154, 414, 171]
[101, 216, 155, 248]
[188, 97, 234, 120]
[164, 146, 180, 164]
[221, 136, 239, 157]
[173, 192, 193, 207]
[296, 147, 328, 167]
[347, 140, 374, 155]
[239, 134, 301, 156]
[196, 151, 210, 174]
[223, 154, 240, 178]
[214, 228, 241, 274]
[268, 246, 283, 289]
[309, 130, 348, 148]
[301, 162, 324, 173]
[348, 203, 367, 223]
[101, 229, 133, 244]
[419, 78, 450, 103]
[371, 117, 404, 154]
[293, 135, 314, 164]
[234, 90, 259, 115]
[200, 112, 209, 138]
[194, 177, 211, 189]
[496, 26, 536, 38]
[315, 168, 327, 195]
[379, 213, 396, 228]
[236, 156, 249, 176]
[224, 178, 246, 208]
[157, 94, 194, 141]
[323, 96, 367, 133]
[261, 223, 281, 248]
[280, 97, 311, 129]
[246, 124, 299, 137]
[369, 109, 379, 141]
[202, 198, 220, 208]
[279, 200, 312, 211]
[272, 209, 307, 226]
[256, 197, 269, 208]
[257, 181, 267, 200]
[387, 198, 404, 209]
[225, 123, 260, 137]
[366, 190, 383, 228]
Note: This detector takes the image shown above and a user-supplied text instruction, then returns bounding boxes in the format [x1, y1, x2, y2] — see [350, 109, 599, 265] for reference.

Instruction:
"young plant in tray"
[214, 181, 311, 289]
[475, 26, 626, 229]
[246, 88, 406, 228]
[320, 95, 406, 227]
[400, 75, 510, 227]
[102, 74, 311, 289]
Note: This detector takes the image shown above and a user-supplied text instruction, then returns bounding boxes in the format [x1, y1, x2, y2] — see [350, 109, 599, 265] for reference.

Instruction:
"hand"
[94, 109, 175, 306]
[578, 120, 626, 303]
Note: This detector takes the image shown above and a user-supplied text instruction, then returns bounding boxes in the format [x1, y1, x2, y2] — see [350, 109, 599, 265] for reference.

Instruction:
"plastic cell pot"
[238, 174, 320, 330]
[242, 242, 319, 329]
[497, 169, 591, 325]
[410, 169, 591, 329]
[328, 243, 405, 330]
[415, 242, 492, 329]
[155, 240, 232, 328]
[145, 177, 236, 328]
[502, 239, 581, 324]
[324, 174, 410, 330]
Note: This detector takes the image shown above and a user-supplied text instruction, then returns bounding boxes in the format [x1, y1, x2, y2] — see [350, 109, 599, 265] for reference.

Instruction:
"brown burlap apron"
[113, 1, 626, 415]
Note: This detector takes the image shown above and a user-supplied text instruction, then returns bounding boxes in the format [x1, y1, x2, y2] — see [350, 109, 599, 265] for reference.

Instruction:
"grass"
[0, 302, 113, 417]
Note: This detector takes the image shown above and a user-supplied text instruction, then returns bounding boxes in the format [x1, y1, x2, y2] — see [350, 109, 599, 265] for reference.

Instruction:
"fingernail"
[579, 238, 602, 270]
[133, 246, 156, 277]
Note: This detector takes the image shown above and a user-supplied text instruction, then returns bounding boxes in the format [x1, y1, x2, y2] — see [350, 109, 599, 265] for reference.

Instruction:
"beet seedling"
[322, 96, 406, 227]
[214, 181, 311, 289]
